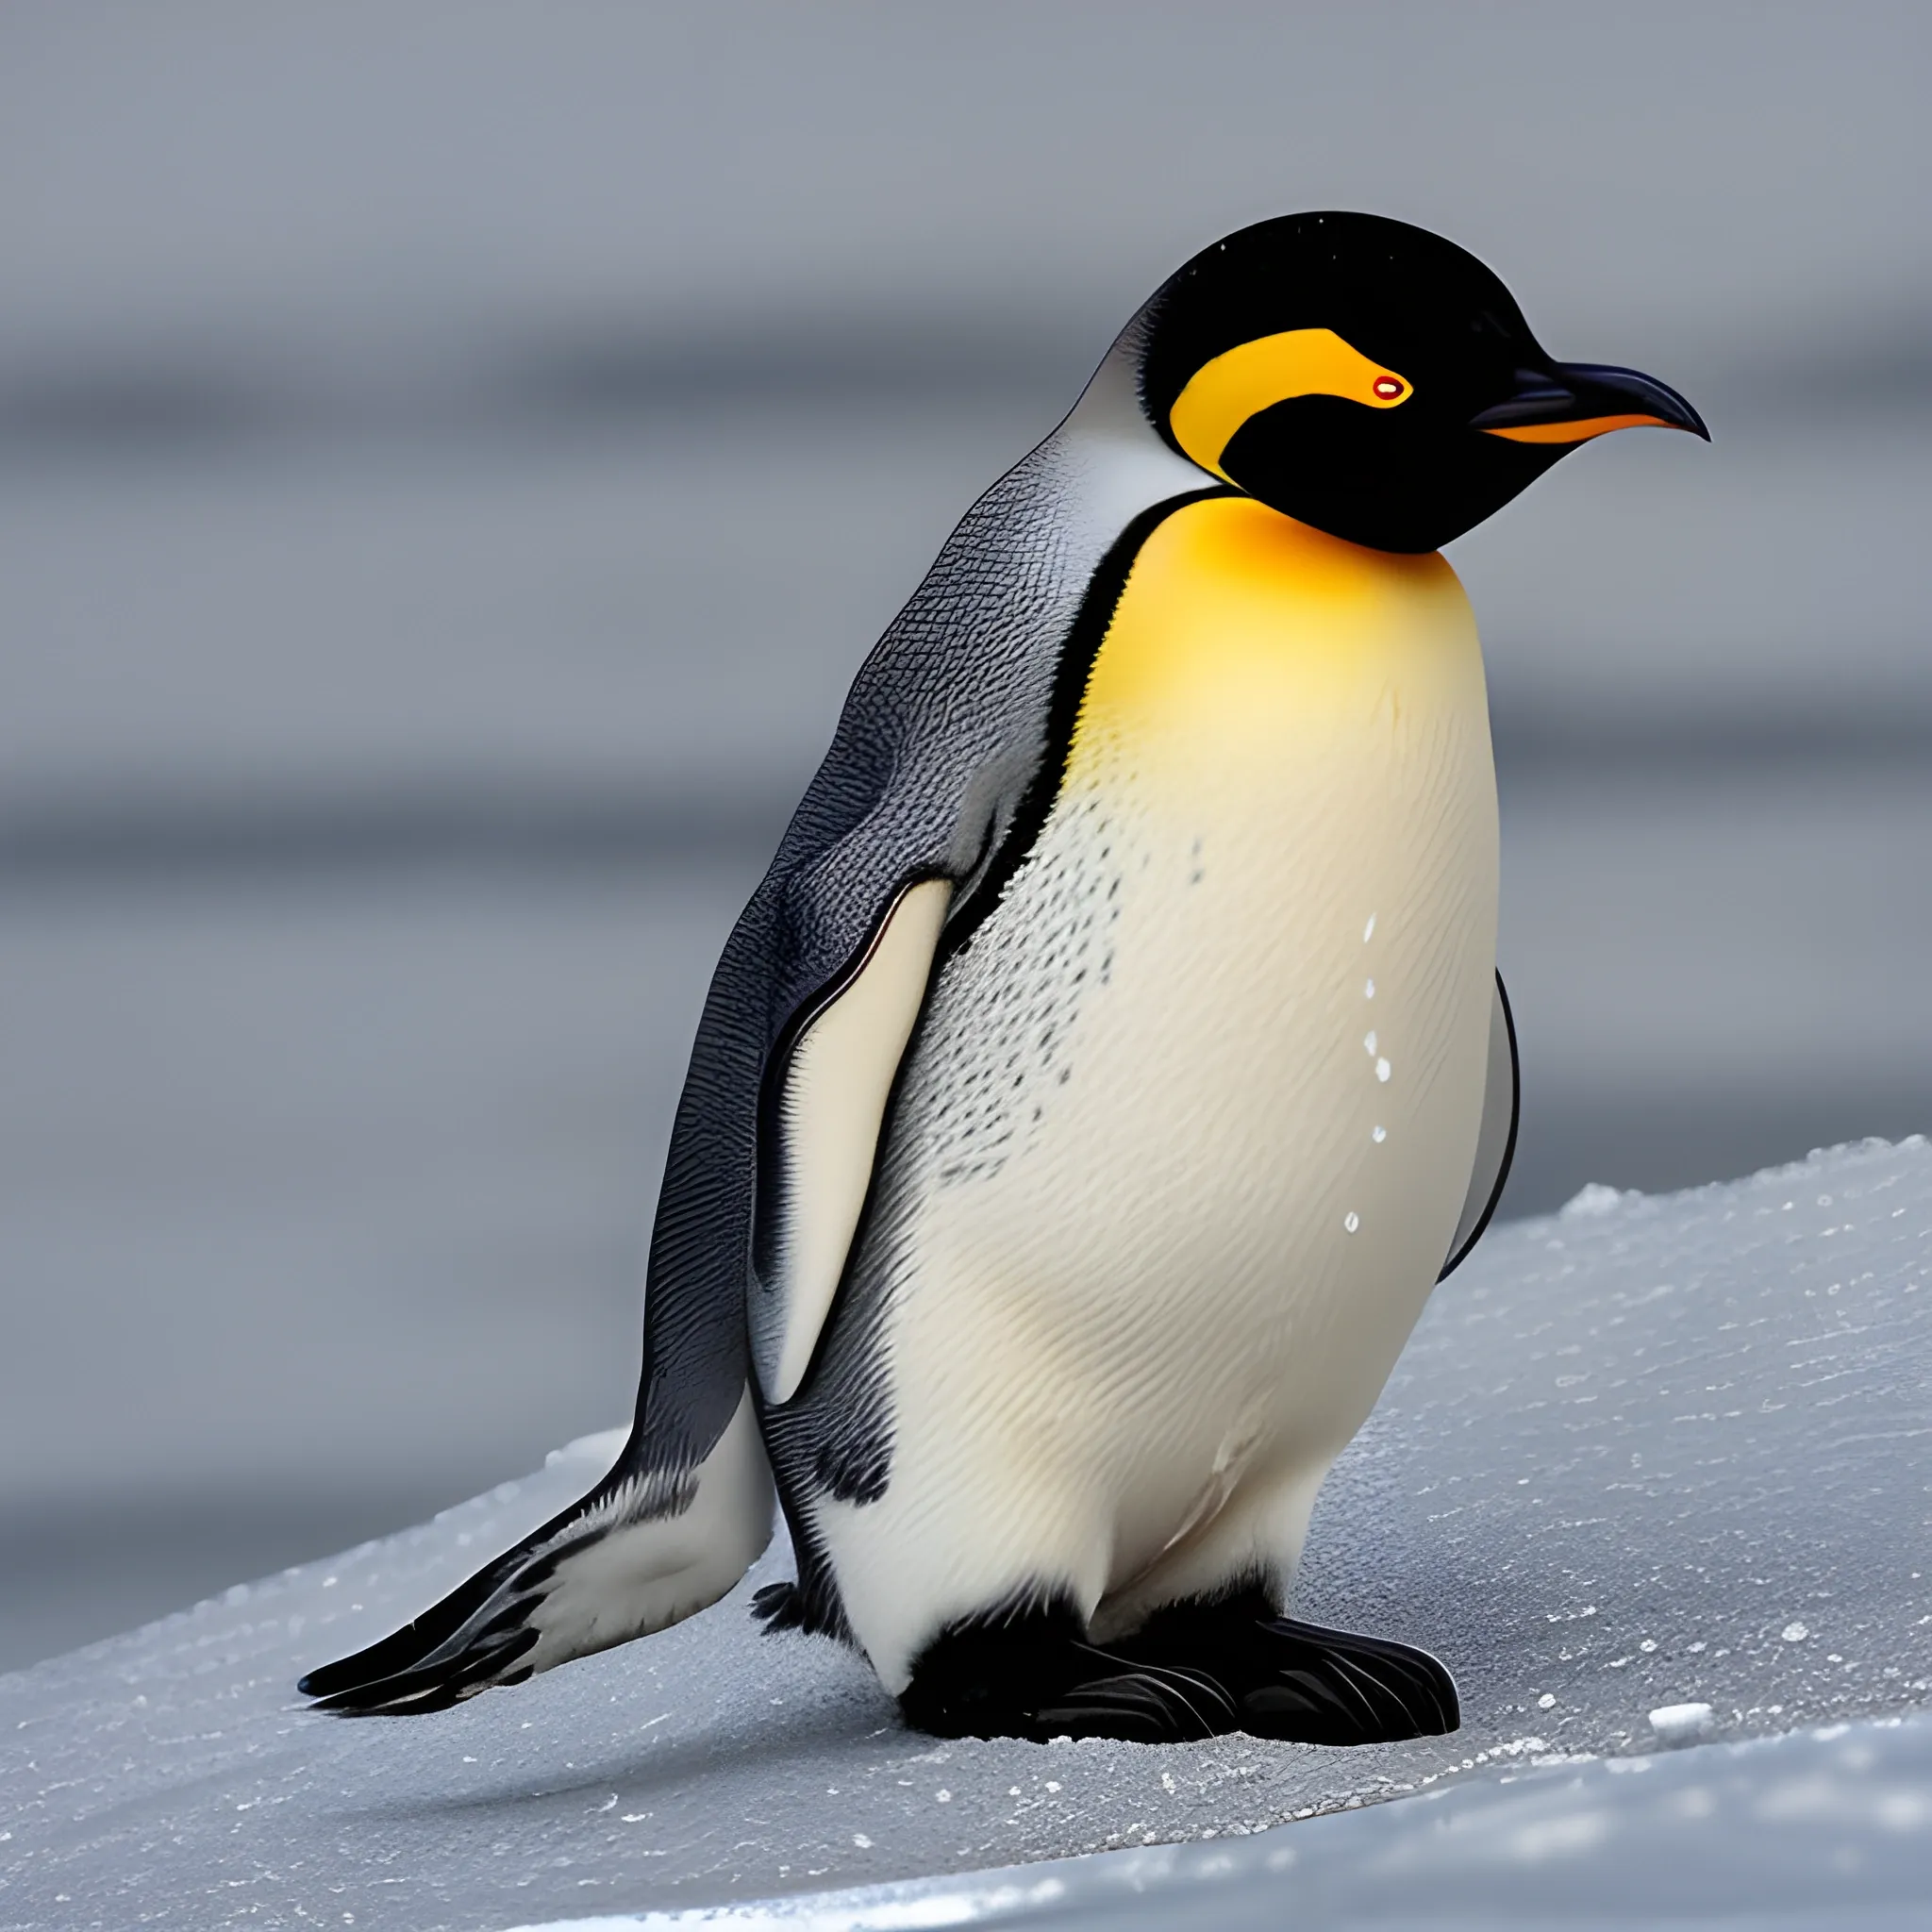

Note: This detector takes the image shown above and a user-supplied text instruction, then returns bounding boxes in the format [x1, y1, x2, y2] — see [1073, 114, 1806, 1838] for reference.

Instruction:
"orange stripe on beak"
[1482, 412, 1680, 445]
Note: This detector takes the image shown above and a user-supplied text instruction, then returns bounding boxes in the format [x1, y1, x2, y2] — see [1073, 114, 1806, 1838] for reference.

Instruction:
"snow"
[1645, 1702, 1714, 1746]
[512, 1711, 1932, 1930]
[1559, 1182, 1634, 1219]
[4, 1136, 1930, 1929]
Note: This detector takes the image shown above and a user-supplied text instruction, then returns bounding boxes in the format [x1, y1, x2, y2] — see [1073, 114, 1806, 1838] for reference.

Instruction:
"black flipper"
[298, 1395, 773, 1716]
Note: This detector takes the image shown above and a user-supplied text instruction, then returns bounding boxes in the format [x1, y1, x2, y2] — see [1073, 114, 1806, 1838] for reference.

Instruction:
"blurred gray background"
[2, 1, 1927, 1671]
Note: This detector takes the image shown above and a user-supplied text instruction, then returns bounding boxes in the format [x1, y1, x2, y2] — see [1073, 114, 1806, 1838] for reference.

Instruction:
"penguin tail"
[298, 1392, 773, 1716]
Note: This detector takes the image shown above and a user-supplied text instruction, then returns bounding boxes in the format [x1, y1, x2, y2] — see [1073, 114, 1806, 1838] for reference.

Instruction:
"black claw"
[1037, 1664, 1222, 1744]
[1324, 1652, 1406, 1725]
[751, 1581, 807, 1630]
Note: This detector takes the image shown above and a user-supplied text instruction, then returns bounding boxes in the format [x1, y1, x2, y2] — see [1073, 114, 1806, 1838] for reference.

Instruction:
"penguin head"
[1140, 212, 1707, 554]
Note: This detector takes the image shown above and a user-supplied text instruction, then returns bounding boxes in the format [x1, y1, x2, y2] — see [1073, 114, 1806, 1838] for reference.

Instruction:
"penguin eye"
[1373, 377, 1407, 401]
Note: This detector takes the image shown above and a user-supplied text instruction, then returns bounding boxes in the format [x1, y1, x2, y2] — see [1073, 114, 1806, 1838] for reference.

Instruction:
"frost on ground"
[3, 1138, 1929, 1931]
[525, 1709, 1932, 1931]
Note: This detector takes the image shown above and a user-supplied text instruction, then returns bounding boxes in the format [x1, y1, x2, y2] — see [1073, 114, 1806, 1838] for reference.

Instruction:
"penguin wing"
[297, 1393, 773, 1713]
[295, 646, 980, 1715]
[297, 378, 1215, 1712]
[757, 873, 952, 1404]
[1440, 971, 1521, 1280]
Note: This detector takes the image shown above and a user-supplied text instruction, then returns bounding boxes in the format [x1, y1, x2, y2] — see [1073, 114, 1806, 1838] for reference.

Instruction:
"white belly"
[814, 499, 1498, 1686]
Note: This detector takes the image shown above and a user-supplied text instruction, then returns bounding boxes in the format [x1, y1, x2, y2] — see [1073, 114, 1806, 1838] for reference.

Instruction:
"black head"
[1140, 212, 1707, 554]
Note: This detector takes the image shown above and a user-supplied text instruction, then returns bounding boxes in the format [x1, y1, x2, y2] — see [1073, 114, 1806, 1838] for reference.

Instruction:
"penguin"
[300, 212, 1705, 1744]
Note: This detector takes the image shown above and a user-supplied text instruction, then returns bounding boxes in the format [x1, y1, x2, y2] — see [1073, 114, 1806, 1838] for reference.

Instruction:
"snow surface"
[522, 1709, 1932, 1931]
[4, 1138, 1930, 1929]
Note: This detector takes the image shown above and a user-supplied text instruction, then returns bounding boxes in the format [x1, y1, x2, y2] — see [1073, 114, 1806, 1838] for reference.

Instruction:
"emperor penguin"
[301, 212, 1705, 1744]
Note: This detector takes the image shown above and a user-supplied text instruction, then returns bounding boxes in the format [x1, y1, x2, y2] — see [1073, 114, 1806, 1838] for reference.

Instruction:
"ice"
[1646, 1702, 1714, 1746]
[4, 1136, 1930, 1928]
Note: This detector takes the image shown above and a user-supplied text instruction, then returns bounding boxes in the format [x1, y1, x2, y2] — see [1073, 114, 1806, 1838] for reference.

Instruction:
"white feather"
[525, 1390, 774, 1671]
[764, 878, 951, 1407]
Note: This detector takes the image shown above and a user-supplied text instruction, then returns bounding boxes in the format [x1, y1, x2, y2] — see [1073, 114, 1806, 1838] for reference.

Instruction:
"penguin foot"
[1115, 1588, 1460, 1746]
[750, 1581, 807, 1630]
[899, 1598, 1101, 1741]
[899, 1588, 1457, 1746]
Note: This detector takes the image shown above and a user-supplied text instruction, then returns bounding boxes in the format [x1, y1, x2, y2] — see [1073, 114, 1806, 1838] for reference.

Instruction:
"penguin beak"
[1471, 362, 1709, 444]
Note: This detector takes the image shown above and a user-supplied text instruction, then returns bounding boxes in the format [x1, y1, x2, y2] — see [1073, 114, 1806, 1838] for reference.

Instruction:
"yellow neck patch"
[1069, 495, 1477, 780]
[1169, 327, 1411, 479]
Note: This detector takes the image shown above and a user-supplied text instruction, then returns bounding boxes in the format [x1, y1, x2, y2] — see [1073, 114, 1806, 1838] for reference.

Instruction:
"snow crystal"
[1649, 1702, 1716, 1746]
[3, 1138, 1930, 1928]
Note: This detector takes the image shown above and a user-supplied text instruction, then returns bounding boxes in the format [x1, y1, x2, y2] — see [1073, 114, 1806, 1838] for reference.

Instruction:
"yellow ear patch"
[1169, 327, 1412, 478]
